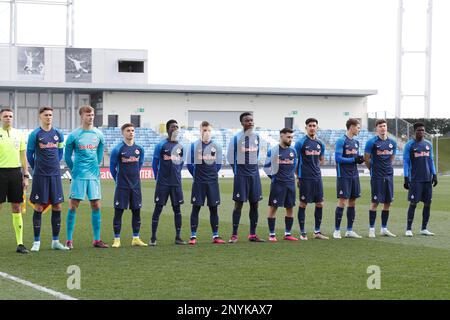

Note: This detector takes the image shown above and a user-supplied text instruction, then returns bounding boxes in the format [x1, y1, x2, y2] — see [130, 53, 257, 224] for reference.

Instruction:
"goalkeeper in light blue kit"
[64, 105, 108, 249]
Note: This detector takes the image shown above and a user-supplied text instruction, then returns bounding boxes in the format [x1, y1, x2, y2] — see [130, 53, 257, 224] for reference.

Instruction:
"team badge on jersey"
[426, 145, 430, 151]
[389, 144, 393, 149]
[176, 148, 181, 154]
[290, 152, 294, 157]
[54, 135, 59, 141]
[317, 144, 321, 149]
[135, 149, 140, 155]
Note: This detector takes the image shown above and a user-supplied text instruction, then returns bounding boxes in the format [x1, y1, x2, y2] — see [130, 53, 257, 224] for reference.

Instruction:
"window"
[118, 60, 144, 73]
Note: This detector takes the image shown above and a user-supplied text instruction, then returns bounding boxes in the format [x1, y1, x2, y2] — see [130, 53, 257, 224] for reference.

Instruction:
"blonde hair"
[78, 105, 94, 116]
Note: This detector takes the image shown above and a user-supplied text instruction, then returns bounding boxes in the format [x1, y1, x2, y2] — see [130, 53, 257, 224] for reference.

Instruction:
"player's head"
[39, 106, 53, 127]
[346, 118, 361, 136]
[240, 112, 254, 131]
[0, 108, 13, 128]
[413, 122, 426, 140]
[280, 127, 294, 147]
[121, 123, 135, 141]
[200, 120, 212, 143]
[305, 118, 318, 136]
[78, 105, 95, 126]
[375, 119, 387, 137]
[166, 119, 179, 141]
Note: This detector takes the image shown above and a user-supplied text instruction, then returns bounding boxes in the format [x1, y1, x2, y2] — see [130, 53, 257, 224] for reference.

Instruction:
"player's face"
[306, 122, 318, 136]
[241, 115, 254, 131]
[81, 111, 95, 126]
[168, 122, 179, 141]
[201, 125, 212, 143]
[376, 123, 387, 136]
[123, 127, 135, 140]
[281, 132, 294, 146]
[40, 110, 53, 127]
[0, 111, 13, 127]
[415, 126, 425, 140]
[350, 124, 361, 136]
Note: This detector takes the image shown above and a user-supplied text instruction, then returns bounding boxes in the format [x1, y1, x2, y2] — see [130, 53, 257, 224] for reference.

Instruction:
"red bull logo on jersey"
[240, 147, 258, 152]
[122, 156, 139, 163]
[197, 154, 217, 161]
[305, 150, 321, 156]
[163, 154, 182, 161]
[377, 150, 394, 155]
[39, 142, 58, 149]
[414, 151, 430, 158]
[278, 159, 295, 164]
[345, 149, 358, 155]
[79, 144, 97, 150]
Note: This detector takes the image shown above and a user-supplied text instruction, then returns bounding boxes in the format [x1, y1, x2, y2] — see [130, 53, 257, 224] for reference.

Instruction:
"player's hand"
[432, 174, 438, 187]
[355, 155, 365, 164]
[403, 177, 410, 190]
[22, 177, 29, 189]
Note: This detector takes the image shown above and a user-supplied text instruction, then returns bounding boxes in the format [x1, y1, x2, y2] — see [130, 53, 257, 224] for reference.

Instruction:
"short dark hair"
[39, 106, 53, 114]
[346, 118, 360, 130]
[0, 108, 13, 115]
[121, 123, 134, 131]
[166, 119, 178, 132]
[200, 121, 211, 128]
[414, 122, 425, 131]
[305, 118, 318, 125]
[239, 112, 252, 123]
[375, 119, 387, 127]
[280, 128, 294, 135]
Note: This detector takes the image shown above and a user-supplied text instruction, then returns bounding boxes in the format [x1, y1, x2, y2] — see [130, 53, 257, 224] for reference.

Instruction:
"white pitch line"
[0, 271, 78, 300]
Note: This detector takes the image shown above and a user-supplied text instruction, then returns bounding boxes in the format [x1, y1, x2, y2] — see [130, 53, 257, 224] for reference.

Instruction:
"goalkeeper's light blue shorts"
[70, 178, 102, 201]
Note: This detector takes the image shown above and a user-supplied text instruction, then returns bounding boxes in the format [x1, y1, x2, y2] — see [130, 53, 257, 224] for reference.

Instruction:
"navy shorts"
[298, 178, 324, 203]
[30, 175, 64, 205]
[114, 187, 142, 210]
[191, 181, 221, 207]
[371, 176, 394, 204]
[337, 176, 361, 199]
[155, 184, 184, 206]
[268, 180, 296, 208]
[233, 174, 263, 203]
[408, 181, 432, 204]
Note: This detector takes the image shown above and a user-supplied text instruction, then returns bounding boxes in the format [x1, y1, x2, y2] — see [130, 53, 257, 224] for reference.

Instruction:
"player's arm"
[186, 142, 195, 177]
[64, 133, 75, 170]
[109, 145, 120, 181]
[363, 138, 374, 170]
[403, 141, 412, 189]
[152, 142, 162, 180]
[390, 140, 397, 163]
[263, 147, 273, 179]
[215, 142, 223, 173]
[138, 146, 145, 170]
[319, 141, 325, 166]
[226, 136, 236, 174]
[26, 130, 37, 170]
[20, 135, 29, 188]
[335, 138, 355, 164]
[97, 133, 105, 165]
[429, 143, 438, 186]
[57, 129, 65, 161]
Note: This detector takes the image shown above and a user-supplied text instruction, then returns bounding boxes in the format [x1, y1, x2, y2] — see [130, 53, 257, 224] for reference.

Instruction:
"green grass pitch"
[0, 176, 449, 300]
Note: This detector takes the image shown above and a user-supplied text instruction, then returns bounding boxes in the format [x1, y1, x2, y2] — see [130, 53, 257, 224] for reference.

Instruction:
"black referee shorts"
[0, 168, 23, 204]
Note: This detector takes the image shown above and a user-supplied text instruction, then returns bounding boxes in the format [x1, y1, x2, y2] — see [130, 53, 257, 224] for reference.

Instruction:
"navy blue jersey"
[27, 127, 64, 176]
[403, 139, 436, 183]
[335, 135, 360, 178]
[187, 140, 222, 184]
[294, 135, 325, 179]
[227, 130, 260, 177]
[152, 139, 184, 187]
[110, 142, 144, 189]
[264, 145, 297, 183]
[364, 136, 397, 177]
